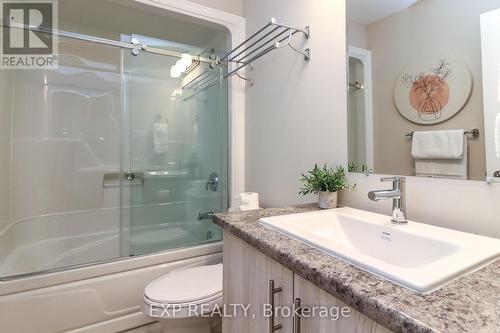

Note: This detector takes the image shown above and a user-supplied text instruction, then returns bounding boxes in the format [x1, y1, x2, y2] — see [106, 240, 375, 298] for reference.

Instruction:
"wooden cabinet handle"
[268, 280, 283, 332]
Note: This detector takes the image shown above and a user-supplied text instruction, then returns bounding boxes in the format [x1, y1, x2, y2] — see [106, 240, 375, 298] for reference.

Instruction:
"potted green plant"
[299, 164, 356, 209]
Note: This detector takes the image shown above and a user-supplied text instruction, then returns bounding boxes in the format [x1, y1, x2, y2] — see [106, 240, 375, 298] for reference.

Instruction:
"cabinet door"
[267, 253, 294, 332]
[293, 275, 392, 333]
[223, 231, 293, 333]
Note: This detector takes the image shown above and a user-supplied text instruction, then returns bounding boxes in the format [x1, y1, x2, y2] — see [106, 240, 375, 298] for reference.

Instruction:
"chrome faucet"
[368, 176, 407, 224]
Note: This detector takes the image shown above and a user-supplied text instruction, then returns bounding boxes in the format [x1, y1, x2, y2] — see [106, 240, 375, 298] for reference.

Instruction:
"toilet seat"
[143, 263, 223, 319]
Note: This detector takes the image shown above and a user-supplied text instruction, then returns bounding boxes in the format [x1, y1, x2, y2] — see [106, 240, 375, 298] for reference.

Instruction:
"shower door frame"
[135, 0, 247, 207]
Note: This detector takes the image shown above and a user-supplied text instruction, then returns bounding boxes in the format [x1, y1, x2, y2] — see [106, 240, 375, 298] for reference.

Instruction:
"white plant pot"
[318, 191, 338, 209]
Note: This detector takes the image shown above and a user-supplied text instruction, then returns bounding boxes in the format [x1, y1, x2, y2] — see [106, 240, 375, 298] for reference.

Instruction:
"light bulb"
[180, 53, 193, 68]
[170, 64, 182, 78]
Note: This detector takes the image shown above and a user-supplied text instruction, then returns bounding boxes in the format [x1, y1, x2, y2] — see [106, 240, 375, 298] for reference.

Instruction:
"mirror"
[346, 0, 500, 182]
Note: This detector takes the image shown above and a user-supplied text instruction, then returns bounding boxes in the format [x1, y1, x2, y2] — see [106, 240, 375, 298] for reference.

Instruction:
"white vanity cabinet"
[222, 231, 392, 333]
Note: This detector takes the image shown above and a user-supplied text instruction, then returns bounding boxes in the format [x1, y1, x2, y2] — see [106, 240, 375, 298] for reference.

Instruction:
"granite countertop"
[213, 204, 500, 333]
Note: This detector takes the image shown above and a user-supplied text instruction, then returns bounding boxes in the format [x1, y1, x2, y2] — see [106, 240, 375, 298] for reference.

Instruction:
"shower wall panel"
[0, 71, 13, 232]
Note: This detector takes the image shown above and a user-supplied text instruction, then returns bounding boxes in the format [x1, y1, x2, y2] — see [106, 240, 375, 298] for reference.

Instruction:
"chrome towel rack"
[218, 18, 311, 80]
[182, 68, 222, 101]
[405, 129, 480, 139]
[179, 17, 311, 96]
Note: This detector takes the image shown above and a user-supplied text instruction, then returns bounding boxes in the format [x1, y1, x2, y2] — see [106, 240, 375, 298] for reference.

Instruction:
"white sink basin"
[259, 207, 500, 293]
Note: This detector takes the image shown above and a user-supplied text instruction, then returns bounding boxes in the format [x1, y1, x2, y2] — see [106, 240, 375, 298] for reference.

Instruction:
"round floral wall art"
[394, 56, 472, 124]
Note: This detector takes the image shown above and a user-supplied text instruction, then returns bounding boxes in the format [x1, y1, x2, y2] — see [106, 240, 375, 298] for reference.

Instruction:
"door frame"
[135, 0, 247, 206]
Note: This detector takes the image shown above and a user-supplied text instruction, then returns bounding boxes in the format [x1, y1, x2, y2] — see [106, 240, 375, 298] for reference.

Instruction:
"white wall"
[244, 0, 500, 238]
[244, 0, 347, 207]
[347, 19, 367, 48]
[190, 0, 244, 16]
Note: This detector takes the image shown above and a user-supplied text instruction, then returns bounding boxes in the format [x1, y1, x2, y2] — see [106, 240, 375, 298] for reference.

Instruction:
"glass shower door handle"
[206, 173, 219, 192]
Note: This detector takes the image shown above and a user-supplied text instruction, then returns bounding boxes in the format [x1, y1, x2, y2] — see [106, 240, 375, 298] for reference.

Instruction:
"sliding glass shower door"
[0, 29, 227, 280]
[0, 35, 124, 279]
[123, 51, 227, 256]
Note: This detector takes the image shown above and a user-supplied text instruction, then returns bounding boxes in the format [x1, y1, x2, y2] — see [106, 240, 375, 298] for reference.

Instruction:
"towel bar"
[405, 129, 480, 139]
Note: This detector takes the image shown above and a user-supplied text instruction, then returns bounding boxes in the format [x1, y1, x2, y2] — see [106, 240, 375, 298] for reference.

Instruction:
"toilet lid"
[145, 264, 223, 304]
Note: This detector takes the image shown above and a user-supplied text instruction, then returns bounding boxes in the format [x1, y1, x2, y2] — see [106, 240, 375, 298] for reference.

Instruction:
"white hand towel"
[153, 117, 168, 154]
[414, 136, 468, 179]
[411, 129, 465, 159]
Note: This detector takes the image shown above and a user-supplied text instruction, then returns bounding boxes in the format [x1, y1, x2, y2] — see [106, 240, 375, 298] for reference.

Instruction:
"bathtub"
[0, 207, 223, 333]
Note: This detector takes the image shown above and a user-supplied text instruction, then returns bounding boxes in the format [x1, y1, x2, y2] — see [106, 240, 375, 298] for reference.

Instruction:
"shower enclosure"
[0, 29, 228, 280]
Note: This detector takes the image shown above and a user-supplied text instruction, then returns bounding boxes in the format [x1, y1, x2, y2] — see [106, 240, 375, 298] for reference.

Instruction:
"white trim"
[133, 0, 246, 205]
[348, 46, 374, 170]
[66, 312, 154, 333]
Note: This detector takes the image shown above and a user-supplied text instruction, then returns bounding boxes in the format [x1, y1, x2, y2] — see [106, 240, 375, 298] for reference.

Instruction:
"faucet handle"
[380, 176, 406, 183]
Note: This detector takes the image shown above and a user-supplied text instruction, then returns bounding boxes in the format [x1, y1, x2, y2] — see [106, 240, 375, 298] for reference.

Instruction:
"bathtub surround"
[214, 206, 500, 333]
[123, 322, 163, 333]
[10, 46, 122, 223]
[0, 71, 13, 233]
[124, 321, 222, 333]
[0, 245, 222, 333]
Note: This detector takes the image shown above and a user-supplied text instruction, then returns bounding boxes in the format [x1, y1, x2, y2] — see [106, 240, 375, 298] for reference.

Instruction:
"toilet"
[142, 263, 223, 333]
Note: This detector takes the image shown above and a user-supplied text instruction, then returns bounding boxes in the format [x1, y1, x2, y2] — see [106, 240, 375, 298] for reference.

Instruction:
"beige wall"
[367, 0, 500, 180]
[0, 72, 12, 232]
